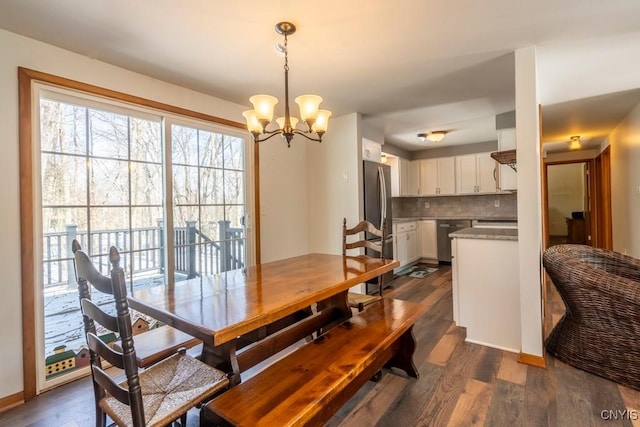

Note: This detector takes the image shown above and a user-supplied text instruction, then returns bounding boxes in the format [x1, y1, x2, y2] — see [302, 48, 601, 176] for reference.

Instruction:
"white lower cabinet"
[393, 221, 418, 269]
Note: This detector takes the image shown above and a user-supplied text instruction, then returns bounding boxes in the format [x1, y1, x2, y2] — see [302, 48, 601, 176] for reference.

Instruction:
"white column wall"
[515, 46, 543, 357]
[307, 113, 362, 255]
[258, 140, 309, 262]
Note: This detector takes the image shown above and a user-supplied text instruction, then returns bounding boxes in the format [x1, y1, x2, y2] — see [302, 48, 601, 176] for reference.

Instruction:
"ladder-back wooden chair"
[75, 245, 229, 427]
[72, 239, 201, 369]
[342, 217, 388, 312]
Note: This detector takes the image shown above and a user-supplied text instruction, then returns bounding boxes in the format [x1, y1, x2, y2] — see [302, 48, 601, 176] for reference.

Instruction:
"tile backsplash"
[392, 193, 517, 219]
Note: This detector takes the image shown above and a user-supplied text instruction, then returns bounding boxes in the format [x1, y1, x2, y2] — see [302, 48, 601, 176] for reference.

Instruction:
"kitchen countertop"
[448, 227, 518, 241]
[393, 217, 517, 223]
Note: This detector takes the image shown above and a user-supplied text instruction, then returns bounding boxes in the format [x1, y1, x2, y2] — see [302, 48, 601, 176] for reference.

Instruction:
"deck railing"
[43, 221, 244, 288]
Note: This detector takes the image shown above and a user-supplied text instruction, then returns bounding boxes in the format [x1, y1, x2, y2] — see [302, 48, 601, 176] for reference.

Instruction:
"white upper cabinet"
[477, 152, 498, 193]
[390, 157, 420, 196]
[455, 152, 497, 194]
[420, 157, 455, 195]
[397, 158, 408, 196]
[497, 129, 517, 191]
[420, 159, 438, 196]
[455, 155, 477, 194]
[406, 160, 420, 196]
[438, 157, 456, 195]
[388, 157, 400, 197]
[362, 138, 382, 163]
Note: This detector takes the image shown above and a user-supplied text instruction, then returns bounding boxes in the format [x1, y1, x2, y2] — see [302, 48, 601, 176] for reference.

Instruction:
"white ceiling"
[1, 0, 640, 152]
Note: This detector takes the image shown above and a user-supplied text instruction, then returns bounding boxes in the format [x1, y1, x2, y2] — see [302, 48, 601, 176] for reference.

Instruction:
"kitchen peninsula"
[450, 226, 520, 353]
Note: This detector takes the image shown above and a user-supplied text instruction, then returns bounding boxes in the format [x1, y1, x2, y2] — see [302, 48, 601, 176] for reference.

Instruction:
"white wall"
[258, 140, 309, 262]
[0, 28, 292, 399]
[537, 32, 640, 106]
[307, 113, 362, 254]
[609, 102, 640, 257]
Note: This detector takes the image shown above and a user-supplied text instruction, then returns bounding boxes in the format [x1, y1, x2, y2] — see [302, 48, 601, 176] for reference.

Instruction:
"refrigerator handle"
[378, 165, 386, 230]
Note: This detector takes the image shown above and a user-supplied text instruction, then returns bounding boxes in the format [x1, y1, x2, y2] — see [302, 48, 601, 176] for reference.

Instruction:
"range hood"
[490, 150, 517, 172]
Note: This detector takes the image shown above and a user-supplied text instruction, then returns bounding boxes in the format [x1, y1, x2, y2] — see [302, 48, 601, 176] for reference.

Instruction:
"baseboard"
[464, 337, 520, 354]
[518, 352, 547, 368]
[0, 390, 24, 413]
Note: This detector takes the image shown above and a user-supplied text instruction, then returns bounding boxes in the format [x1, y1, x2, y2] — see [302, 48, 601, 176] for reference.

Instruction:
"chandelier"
[243, 22, 331, 148]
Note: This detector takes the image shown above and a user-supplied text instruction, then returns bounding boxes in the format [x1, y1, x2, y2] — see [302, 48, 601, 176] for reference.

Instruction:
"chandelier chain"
[283, 33, 289, 72]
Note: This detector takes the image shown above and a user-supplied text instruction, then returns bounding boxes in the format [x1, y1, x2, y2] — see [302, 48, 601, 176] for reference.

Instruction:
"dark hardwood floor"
[2, 266, 639, 426]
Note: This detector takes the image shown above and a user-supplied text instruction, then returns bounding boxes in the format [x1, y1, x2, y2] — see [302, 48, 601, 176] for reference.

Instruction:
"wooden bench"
[201, 298, 427, 426]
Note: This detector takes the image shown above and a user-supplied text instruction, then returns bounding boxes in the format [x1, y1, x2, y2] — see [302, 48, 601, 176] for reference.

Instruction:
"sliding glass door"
[36, 86, 250, 390]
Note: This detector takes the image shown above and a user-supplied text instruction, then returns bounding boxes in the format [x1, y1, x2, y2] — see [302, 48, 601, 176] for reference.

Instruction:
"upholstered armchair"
[543, 244, 640, 390]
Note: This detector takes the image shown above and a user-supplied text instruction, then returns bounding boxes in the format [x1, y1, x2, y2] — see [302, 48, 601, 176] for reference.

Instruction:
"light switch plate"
[494, 200, 500, 208]
[424, 202, 430, 208]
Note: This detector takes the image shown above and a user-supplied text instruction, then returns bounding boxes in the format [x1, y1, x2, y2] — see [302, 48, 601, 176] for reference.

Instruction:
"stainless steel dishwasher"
[436, 219, 471, 262]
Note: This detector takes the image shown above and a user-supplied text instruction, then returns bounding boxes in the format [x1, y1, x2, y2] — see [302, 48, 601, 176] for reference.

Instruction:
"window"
[170, 123, 246, 278]
[31, 82, 254, 391]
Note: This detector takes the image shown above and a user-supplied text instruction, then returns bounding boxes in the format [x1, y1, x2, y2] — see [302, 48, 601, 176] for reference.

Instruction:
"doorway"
[545, 161, 592, 247]
[543, 150, 612, 250]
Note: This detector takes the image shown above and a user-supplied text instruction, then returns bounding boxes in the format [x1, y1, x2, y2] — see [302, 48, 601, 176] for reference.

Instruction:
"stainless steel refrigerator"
[362, 160, 393, 294]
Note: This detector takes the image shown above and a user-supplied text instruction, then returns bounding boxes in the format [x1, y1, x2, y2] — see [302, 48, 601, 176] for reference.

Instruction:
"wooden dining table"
[128, 253, 399, 385]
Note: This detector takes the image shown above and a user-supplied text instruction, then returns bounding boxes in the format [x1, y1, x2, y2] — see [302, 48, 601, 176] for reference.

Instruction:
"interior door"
[594, 147, 613, 249]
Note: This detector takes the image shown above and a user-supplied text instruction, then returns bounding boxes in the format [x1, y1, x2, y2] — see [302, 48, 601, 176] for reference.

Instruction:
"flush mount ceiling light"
[417, 131, 447, 143]
[569, 135, 581, 150]
[242, 21, 331, 148]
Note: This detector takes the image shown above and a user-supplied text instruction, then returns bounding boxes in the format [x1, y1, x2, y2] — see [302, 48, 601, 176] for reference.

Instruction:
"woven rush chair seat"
[543, 244, 640, 391]
[101, 351, 227, 427]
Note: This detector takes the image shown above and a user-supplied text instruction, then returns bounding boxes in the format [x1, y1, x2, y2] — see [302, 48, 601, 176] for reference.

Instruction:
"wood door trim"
[518, 352, 547, 368]
[18, 68, 36, 401]
[18, 67, 258, 400]
[598, 146, 613, 249]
